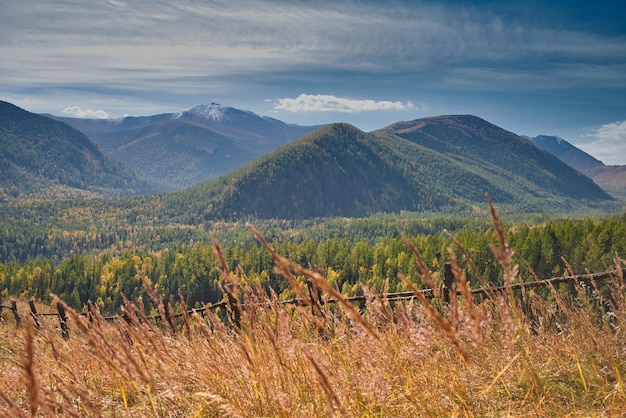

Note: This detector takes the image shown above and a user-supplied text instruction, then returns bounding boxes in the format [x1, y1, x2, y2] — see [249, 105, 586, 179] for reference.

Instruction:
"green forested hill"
[166, 123, 455, 220]
[0, 101, 143, 200]
[93, 119, 257, 191]
[381, 115, 612, 202]
[161, 119, 615, 222]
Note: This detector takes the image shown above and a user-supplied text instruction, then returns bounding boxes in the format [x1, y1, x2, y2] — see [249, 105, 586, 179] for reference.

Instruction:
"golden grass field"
[1, 208, 625, 417]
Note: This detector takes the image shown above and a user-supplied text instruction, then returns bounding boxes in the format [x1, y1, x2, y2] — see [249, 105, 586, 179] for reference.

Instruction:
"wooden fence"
[1, 265, 623, 339]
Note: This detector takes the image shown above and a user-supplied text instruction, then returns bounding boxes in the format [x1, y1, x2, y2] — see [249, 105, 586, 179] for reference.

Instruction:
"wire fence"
[1, 266, 623, 339]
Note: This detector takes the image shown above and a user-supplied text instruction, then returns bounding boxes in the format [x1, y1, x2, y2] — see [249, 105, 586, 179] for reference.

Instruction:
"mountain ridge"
[0, 100, 143, 201]
[381, 115, 611, 202]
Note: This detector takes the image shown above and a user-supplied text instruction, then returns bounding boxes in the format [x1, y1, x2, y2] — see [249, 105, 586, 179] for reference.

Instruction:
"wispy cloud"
[580, 120, 626, 166]
[274, 94, 415, 113]
[62, 106, 109, 119]
[2, 0, 624, 95]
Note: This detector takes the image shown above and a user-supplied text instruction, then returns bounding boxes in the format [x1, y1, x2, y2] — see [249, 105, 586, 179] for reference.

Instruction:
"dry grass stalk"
[136, 267, 172, 333]
[23, 318, 40, 416]
[287, 259, 380, 341]
[447, 248, 483, 344]
[178, 294, 192, 338]
[398, 273, 468, 363]
[487, 197, 518, 288]
[306, 351, 346, 416]
[444, 229, 497, 299]
[0, 390, 29, 418]
[400, 232, 437, 290]
[247, 223, 313, 306]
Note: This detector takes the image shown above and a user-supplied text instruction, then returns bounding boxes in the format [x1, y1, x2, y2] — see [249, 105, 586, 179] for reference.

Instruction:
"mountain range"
[161, 118, 614, 222]
[51, 104, 323, 191]
[530, 135, 626, 200]
[0, 99, 622, 219]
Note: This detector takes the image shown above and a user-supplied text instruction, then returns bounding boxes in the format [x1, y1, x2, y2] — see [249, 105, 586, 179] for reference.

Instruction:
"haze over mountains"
[0, 99, 623, 219]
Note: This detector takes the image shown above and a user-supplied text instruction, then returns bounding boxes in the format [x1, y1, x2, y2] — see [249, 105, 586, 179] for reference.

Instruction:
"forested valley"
[2, 209, 624, 315]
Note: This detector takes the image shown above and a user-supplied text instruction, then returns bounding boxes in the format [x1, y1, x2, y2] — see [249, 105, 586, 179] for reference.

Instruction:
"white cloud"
[62, 106, 109, 119]
[580, 120, 626, 166]
[274, 94, 415, 113]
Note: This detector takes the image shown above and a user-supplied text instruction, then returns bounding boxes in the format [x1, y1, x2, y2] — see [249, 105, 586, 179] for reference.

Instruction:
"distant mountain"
[0, 100, 142, 201]
[530, 135, 603, 173]
[161, 118, 614, 222]
[531, 135, 626, 199]
[52, 104, 323, 191]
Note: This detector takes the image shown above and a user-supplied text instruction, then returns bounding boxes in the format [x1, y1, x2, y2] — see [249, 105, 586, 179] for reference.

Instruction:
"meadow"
[1, 206, 625, 417]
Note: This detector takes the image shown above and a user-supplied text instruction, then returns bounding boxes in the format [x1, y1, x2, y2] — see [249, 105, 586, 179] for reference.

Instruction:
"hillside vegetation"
[2, 206, 625, 316]
[163, 118, 615, 222]
[0, 101, 143, 200]
[383, 115, 612, 201]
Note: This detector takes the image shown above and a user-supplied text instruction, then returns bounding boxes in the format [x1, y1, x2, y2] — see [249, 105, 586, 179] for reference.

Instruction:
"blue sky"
[2, 0, 626, 164]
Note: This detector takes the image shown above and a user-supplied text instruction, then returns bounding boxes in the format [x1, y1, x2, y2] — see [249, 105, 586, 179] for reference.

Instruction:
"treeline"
[1, 213, 625, 315]
[0, 196, 496, 264]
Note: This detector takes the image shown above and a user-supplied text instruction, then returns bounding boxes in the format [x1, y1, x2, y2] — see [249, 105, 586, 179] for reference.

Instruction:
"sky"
[1, 0, 626, 164]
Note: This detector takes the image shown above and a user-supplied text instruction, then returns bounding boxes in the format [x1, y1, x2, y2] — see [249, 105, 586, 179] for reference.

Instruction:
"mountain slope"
[162, 119, 614, 222]
[531, 135, 626, 199]
[52, 104, 323, 191]
[531, 135, 603, 172]
[164, 124, 453, 220]
[381, 115, 612, 202]
[0, 100, 142, 200]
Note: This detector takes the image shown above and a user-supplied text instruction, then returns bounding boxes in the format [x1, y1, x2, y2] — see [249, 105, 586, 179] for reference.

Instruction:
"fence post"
[86, 301, 96, 326]
[443, 262, 455, 305]
[163, 300, 177, 334]
[57, 303, 69, 340]
[29, 299, 41, 330]
[11, 299, 21, 327]
[224, 283, 241, 330]
[306, 279, 323, 312]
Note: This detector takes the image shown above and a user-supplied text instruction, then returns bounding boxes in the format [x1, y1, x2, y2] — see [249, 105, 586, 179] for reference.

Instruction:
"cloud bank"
[274, 94, 415, 113]
[62, 106, 109, 119]
[580, 120, 626, 166]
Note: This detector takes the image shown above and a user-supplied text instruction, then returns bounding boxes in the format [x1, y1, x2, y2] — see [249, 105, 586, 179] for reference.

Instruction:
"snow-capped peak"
[172, 103, 230, 122]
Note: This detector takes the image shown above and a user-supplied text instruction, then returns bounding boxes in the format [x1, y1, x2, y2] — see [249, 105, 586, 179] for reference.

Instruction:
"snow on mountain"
[173, 103, 224, 121]
[172, 103, 259, 123]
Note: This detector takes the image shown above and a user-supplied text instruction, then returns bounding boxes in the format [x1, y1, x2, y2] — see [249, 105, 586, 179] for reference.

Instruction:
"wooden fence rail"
[0, 266, 623, 338]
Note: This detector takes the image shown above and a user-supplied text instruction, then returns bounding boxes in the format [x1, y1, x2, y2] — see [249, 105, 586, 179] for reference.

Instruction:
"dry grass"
[1, 206, 625, 416]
